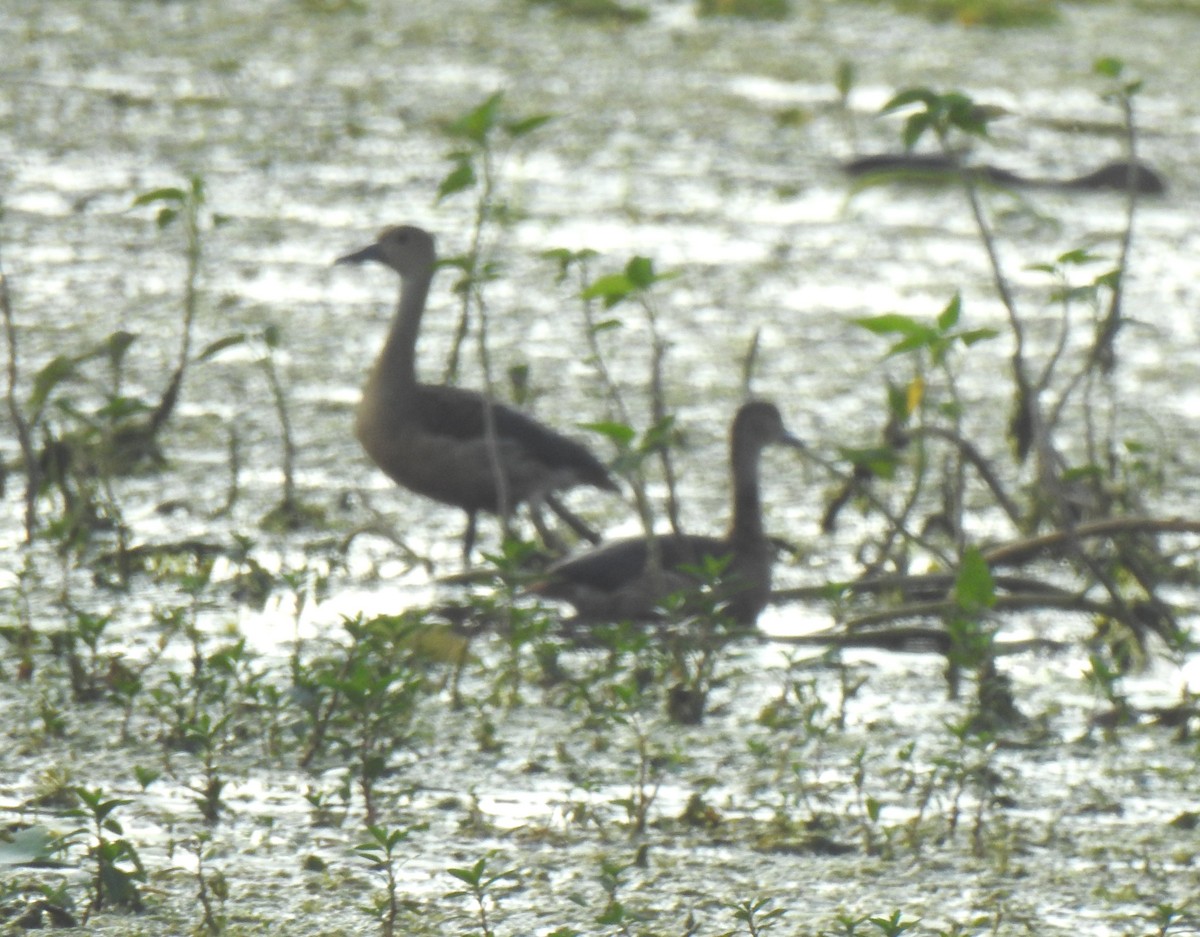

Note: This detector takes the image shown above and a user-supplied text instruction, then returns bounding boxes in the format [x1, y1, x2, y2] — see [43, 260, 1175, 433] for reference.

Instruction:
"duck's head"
[335, 225, 437, 278]
[733, 400, 804, 453]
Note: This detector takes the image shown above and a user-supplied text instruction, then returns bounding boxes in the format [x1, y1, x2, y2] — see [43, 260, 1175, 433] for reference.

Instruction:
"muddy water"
[3, 0, 1200, 934]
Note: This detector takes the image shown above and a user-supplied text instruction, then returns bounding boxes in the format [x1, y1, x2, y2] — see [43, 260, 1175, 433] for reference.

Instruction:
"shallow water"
[3, 0, 1200, 934]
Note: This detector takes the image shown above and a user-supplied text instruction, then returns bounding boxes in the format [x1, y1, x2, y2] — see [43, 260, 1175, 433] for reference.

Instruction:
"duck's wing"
[544, 533, 729, 593]
[416, 384, 616, 491]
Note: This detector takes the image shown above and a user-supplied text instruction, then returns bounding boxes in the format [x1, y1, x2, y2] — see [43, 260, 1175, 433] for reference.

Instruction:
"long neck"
[372, 268, 433, 394]
[727, 436, 765, 546]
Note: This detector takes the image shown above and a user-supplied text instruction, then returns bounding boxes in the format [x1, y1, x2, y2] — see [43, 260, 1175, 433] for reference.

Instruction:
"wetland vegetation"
[3, 0, 1200, 934]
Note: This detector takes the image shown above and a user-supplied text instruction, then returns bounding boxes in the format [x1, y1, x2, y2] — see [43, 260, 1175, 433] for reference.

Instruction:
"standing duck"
[335, 225, 617, 558]
[535, 400, 802, 626]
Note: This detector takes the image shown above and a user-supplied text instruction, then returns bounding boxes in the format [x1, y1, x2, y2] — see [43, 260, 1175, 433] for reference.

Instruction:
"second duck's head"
[733, 400, 804, 453]
[336, 225, 437, 279]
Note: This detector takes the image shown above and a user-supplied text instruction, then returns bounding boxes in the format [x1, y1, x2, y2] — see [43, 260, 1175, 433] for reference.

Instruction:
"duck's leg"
[461, 510, 479, 563]
[544, 492, 603, 545]
[528, 497, 568, 555]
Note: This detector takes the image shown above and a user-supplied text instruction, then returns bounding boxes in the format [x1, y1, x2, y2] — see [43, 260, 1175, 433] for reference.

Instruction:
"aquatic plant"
[186, 833, 229, 935]
[148, 632, 261, 824]
[697, 0, 790, 18]
[130, 178, 216, 443]
[435, 91, 552, 385]
[866, 910, 921, 936]
[296, 613, 426, 824]
[355, 824, 424, 937]
[525, 0, 649, 22]
[719, 896, 788, 936]
[658, 556, 760, 724]
[476, 536, 558, 707]
[594, 855, 653, 933]
[575, 252, 684, 539]
[176, 313, 327, 532]
[847, 0, 1058, 27]
[0, 871, 77, 930]
[445, 853, 517, 937]
[66, 786, 146, 917]
[1, 257, 39, 539]
[0, 177, 249, 564]
[796, 66, 1200, 715]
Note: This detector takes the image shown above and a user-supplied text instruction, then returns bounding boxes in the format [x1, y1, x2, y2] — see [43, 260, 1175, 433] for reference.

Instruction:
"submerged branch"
[771, 516, 1200, 653]
[982, 516, 1200, 567]
[773, 572, 1079, 606]
[837, 591, 1120, 632]
[769, 627, 1068, 657]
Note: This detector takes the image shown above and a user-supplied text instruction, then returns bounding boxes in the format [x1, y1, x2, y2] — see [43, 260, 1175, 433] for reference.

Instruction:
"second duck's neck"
[727, 442, 766, 547]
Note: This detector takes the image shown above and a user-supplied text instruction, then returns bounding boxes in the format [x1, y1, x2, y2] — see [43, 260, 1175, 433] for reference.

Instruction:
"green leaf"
[590, 318, 622, 334]
[28, 354, 79, 416]
[436, 158, 476, 203]
[638, 415, 676, 454]
[131, 187, 186, 208]
[597, 900, 627, 925]
[582, 272, 634, 308]
[446, 856, 487, 886]
[954, 546, 995, 612]
[839, 446, 899, 480]
[886, 332, 938, 358]
[957, 327, 999, 347]
[133, 766, 159, 790]
[624, 255, 656, 289]
[901, 112, 931, 149]
[1094, 56, 1124, 79]
[96, 395, 151, 421]
[853, 313, 927, 338]
[935, 292, 961, 332]
[1057, 247, 1102, 266]
[0, 826, 54, 866]
[1062, 463, 1104, 483]
[505, 113, 553, 138]
[943, 92, 989, 136]
[542, 246, 586, 282]
[923, 336, 945, 367]
[834, 60, 855, 100]
[880, 87, 936, 115]
[449, 91, 504, 144]
[581, 421, 636, 447]
[885, 381, 914, 420]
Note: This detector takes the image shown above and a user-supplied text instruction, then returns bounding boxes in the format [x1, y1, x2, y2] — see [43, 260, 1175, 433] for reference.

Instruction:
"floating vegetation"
[843, 0, 1059, 26]
[525, 0, 650, 23]
[697, 0, 791, 18]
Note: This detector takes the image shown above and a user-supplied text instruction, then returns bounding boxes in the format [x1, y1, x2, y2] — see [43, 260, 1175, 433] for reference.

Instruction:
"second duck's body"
[536, 400, 802, 627]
